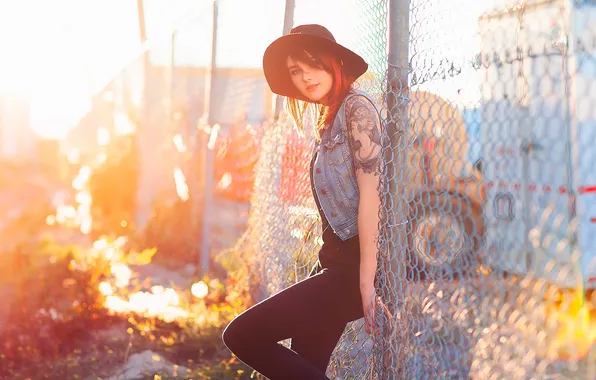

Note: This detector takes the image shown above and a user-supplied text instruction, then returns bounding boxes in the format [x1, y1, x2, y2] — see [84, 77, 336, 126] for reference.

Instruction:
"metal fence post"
[134, 0, 152, 232]
[273, 0, 295, 120]
[200, 125, 219, 276]
[382, 0, 411, 377]
[198, 0, 220, 277]
[167, 30, 176, 139]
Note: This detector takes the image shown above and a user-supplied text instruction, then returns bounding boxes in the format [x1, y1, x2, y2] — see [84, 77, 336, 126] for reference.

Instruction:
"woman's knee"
[222, 315, 250, 353]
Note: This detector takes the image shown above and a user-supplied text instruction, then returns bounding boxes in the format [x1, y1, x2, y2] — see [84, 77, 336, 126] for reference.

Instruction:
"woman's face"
[350, 123, 367, 143]
[286, 55, 333, 103]
[348, 107, 372, 144]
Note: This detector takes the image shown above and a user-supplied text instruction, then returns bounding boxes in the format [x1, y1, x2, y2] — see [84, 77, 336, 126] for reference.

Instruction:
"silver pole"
[136, 0, 147, 45]
[134, 0, 152, 231]
[273, 0, 295, 119]
[199, 0, 219, 277]
[168, 31, 176, 132]
[200, 125, 218, 276]
[382, 0, 410, 377]
[561, 2, 579, 273]
[204, 0, 219, 126]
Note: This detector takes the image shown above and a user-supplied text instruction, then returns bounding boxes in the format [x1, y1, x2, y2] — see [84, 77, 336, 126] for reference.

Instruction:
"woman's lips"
[306, 84, 319, 92]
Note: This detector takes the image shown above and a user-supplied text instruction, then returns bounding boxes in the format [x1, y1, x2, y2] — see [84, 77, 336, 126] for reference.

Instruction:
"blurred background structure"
[0, 0, 595, 379]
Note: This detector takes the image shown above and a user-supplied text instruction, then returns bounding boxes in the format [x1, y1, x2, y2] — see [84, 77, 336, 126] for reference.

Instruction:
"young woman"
[222, 24, 383, 380]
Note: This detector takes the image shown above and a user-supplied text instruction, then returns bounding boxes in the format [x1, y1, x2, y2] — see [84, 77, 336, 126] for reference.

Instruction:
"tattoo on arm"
[345, 96, 382, 175]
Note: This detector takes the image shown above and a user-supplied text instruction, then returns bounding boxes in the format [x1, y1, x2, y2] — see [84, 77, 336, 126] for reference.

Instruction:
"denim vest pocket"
[320, 133, 358, 218]
[322, 133, 347, 167]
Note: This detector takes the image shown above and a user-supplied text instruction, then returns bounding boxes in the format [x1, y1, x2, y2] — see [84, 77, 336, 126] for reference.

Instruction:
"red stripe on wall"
[579, 186, 596, 194]
[484, 182, 596, 195]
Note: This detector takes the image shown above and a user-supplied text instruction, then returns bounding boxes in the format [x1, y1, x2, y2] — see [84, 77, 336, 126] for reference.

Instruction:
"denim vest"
[311, 90, 381, 241]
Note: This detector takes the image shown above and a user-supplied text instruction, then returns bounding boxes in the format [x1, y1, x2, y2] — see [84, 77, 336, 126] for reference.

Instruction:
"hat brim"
[263, 34, 368, 102]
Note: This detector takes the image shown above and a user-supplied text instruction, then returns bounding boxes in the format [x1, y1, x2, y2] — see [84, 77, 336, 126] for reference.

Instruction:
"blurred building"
[0, 95, 38, 161]
[66, 66, 272, 154]
[478, 0, 596, 288]
[462, 107, 482, 168]
[62, 57, 274, 231]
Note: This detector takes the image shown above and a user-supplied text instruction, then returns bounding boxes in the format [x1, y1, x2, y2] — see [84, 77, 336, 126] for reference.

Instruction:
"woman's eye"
[290, 70, 300, 76]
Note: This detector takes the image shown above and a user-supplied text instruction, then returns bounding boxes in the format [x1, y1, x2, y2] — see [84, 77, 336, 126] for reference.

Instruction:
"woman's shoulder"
[343, 90, 381, 114]
[346, 89, 372, 99]
[342, 90, 383, 130]
[344, 90, 380, 109]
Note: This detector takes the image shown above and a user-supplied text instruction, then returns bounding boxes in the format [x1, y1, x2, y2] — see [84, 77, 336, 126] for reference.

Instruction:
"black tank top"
[309, 150, 361, 271]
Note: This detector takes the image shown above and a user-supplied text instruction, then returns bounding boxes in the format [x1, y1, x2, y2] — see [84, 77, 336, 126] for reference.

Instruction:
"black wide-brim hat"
[263, 24, 368, 101]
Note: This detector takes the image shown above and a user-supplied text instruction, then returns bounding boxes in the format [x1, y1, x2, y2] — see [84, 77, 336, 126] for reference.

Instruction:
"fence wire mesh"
[63, 0, 596, 378]
[227, 0, 595, 379]
[372, 0, 596, 379]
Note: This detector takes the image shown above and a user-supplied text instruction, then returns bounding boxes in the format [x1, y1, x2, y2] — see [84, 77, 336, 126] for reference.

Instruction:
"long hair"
[284, 47, 355, 138]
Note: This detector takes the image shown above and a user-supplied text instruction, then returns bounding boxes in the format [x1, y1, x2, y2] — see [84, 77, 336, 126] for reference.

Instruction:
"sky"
[0, 0, 513, 139]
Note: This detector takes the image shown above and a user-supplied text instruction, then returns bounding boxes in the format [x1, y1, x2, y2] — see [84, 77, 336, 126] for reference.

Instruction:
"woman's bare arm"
[345, 95, 383, 290]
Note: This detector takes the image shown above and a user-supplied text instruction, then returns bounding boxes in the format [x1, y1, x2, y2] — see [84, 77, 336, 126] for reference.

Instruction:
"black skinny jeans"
[222, 264, 364, 379]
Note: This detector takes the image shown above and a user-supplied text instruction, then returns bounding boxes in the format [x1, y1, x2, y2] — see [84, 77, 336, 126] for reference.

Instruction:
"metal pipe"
[204, 0, 219, 125]
[199, 0, 220, 276]
[134, 0, 152, 231]
[382, 0, 411, 377]
[273, 0, 295, 119]
[561, 1, 580, 277]
[137, 0, 147, 43]
[168, 31, 176, 131]
[200, 124, 219, 276]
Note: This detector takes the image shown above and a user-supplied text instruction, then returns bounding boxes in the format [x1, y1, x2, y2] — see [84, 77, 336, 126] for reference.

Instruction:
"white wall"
[573, 4, 596, 285]
[477, 0, 596, 287]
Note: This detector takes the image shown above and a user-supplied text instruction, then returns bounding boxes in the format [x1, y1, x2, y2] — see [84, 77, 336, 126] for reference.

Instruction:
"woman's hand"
[360, 283, 378, 335]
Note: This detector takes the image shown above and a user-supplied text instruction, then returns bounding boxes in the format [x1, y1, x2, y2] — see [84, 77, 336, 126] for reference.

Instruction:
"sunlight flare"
[543, 287, 596, 361]
[173, 167, 190, 201]
[191, 281, 209, 299]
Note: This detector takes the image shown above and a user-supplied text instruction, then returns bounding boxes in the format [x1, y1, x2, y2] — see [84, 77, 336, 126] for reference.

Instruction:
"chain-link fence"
[65, 0, 596, 378]
[378, 0, 596, 378]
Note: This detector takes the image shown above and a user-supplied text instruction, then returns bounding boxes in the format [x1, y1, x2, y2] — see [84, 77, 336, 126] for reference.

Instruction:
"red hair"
[284, 47, 355, 137]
